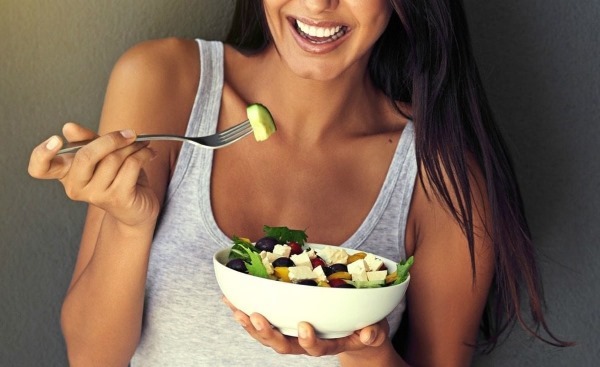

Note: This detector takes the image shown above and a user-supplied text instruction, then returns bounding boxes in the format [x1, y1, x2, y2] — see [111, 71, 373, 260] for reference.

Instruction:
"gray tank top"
[131, 39, 417, 367]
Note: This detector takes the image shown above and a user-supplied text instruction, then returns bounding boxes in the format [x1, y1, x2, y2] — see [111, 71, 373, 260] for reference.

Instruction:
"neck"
[250, 46, 389, 144]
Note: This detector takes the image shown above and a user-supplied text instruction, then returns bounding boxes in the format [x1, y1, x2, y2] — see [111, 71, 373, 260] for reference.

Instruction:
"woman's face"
[262, 0, 393, 81]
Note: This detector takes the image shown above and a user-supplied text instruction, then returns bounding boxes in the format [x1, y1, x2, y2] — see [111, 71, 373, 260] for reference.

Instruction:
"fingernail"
[298, 325, 308, 339]
[250, 317, 263, 331]
[120, 129, 135, 139]
[45, 136, 60, 150]
[362, 330, 375, 345]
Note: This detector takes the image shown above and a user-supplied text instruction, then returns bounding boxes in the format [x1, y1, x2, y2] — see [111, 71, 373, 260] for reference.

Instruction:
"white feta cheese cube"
[288, 266, 317, 282]
[291, 252, 312, 268]
[305, 248, 317, 259]
[351, 270, 369, 282]
[260, 250, 280, 263]
[312, 265, 327, 282]
[366, 270, 388, 282]
[348, 259, 369, 281]
[317, 247, 349, 265]
[262, 256, 274, 275]
[363, 253, 384, 271]
[273, 244, 291, 258]
[347, 259, 368, 274]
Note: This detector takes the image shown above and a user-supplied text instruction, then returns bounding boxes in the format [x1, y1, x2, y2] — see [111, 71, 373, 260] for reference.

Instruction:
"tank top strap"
[166, 39, 224, 201]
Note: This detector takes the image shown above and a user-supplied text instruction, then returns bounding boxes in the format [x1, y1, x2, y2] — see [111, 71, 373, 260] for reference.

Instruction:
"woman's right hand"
[28, 122, 160, 227]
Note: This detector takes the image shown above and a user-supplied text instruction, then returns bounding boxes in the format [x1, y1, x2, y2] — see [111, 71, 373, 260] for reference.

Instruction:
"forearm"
[338, 340, 410, 367]
[61, 214, 155, 367]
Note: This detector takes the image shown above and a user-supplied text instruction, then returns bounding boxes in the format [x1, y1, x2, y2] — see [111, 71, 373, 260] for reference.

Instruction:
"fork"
[57, 119, 253, 154]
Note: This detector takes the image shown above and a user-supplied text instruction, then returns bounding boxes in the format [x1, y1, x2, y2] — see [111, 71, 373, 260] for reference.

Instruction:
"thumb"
[62, 122, 98, 142]
[359, 321, 389, 347]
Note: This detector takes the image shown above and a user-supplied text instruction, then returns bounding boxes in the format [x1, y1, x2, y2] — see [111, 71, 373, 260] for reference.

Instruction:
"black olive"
[329, 263, 348, 274]
[226, 258, 248, 273]
[272, 257, 295, 268]
[296, 279, 318, 286]
[255, 237, 279, 252]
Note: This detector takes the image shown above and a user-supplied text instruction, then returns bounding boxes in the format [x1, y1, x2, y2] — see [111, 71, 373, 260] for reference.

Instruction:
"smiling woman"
[26, 0, 573, 366]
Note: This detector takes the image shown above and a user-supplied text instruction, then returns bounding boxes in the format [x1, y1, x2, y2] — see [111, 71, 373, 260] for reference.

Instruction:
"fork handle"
[57, 134, 189, 155]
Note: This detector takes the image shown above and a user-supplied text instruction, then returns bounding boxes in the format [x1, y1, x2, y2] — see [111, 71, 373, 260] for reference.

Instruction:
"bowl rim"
[213, 243, 411, 290]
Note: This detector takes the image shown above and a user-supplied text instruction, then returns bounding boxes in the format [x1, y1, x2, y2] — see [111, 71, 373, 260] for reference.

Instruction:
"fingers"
[247, 314, 300, 355]
[109, 144, 156, 191]
[67, 129, 138, 184]
[69, 142, 153, 201]
[297, 320, 389, 356]
[222, 297, 389, 357]
[67, 139, 150, 194]
[296, 322, 333, 356]
[29, 124, 161, 227]
[297, 322, 352, 357]
[28, 125, 137, 181]
[62, 121, 98, 142]
[28, 135, 66, 179]
[29, 126, 154, 203]
[222, 298, 303, 355]
[358, 323, 387, 347]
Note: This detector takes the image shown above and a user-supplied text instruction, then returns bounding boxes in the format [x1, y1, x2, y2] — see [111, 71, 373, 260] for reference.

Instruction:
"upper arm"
[402, 158, 495, 366]
[68, 38, 200, 289]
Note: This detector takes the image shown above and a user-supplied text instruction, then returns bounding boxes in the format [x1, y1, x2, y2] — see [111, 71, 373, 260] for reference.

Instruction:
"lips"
[295, 19, 348, 44]
[288, 17, 351, 53]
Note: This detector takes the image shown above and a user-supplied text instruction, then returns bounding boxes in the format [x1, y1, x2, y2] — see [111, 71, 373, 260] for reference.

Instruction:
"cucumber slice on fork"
[247, 103, 276, 141]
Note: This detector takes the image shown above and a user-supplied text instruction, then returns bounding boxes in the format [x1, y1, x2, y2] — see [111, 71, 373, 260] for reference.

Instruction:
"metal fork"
[57, 119, 253, 154]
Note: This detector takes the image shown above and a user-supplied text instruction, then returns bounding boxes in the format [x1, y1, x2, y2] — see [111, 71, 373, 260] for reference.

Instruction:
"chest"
[209, 134, 400, 245]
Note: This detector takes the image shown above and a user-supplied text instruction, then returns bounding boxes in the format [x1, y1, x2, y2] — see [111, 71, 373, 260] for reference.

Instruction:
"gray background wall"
[1, 0, 597, 366]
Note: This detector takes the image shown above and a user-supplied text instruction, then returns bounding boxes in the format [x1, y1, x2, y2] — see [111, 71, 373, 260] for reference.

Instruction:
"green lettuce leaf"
[229, 236, 258, 261]
[244, 247, 269, 279]
[263, 225, 308, 246]
[350, 280, 385, 288]
[393, 256, 414, 285]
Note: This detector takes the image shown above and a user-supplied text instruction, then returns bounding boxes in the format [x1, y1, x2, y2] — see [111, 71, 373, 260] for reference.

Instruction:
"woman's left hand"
[222, 297, 389, 356]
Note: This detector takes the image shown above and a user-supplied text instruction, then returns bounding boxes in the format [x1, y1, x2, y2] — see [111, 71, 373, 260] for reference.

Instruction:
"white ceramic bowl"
[213, 244, 410, 339]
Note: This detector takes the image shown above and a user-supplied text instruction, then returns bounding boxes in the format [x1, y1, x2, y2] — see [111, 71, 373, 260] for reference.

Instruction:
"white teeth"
[296, 20, 343, 39]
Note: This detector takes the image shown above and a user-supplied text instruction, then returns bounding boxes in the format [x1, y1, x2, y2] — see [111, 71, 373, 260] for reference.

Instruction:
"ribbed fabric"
[131, 39, 417, 366]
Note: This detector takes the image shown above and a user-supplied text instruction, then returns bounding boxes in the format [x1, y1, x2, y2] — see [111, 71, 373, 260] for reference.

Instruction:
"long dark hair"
[226, 0, 572, 352]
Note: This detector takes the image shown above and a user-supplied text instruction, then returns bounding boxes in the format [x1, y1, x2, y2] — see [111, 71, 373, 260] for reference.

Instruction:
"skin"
[28, 1, 494, 366]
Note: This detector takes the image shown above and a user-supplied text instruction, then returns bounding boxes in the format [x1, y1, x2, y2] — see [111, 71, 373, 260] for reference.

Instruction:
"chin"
[295, 68, 339, 81]
[284, 57, 345, 82]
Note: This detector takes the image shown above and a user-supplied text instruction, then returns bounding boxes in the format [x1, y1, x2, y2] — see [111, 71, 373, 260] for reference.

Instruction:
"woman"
[28, 0, 569, 366]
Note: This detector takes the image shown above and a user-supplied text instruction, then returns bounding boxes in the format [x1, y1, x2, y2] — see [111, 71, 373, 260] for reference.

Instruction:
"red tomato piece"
[288, 242, 303, 256]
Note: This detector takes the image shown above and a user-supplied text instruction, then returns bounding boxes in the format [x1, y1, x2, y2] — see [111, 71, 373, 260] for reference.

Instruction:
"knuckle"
[123, 154, 144, 170]
[272, 345, 291, 355]
[72, 148, 94, 166]
[305, 347, 326, 357]
[102, 153, 122, 167]
[106, 132, 122, 147]
[100, 193, 119, 209]
[63, 185, 81, 201]
[90, 190, 119, 209]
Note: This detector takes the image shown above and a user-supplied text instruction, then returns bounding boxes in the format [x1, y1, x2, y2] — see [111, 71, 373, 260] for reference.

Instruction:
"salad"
[225, 225, 414, 289]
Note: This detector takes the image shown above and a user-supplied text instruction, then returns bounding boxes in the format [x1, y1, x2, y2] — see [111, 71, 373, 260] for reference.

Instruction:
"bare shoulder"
[100, 38, 200, 135]
[114, 37, 199, 79]
[406, 153, 491, 256]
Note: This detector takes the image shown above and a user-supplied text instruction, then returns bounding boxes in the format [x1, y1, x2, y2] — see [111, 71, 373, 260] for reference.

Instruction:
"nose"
[302, 0, 339, 13]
